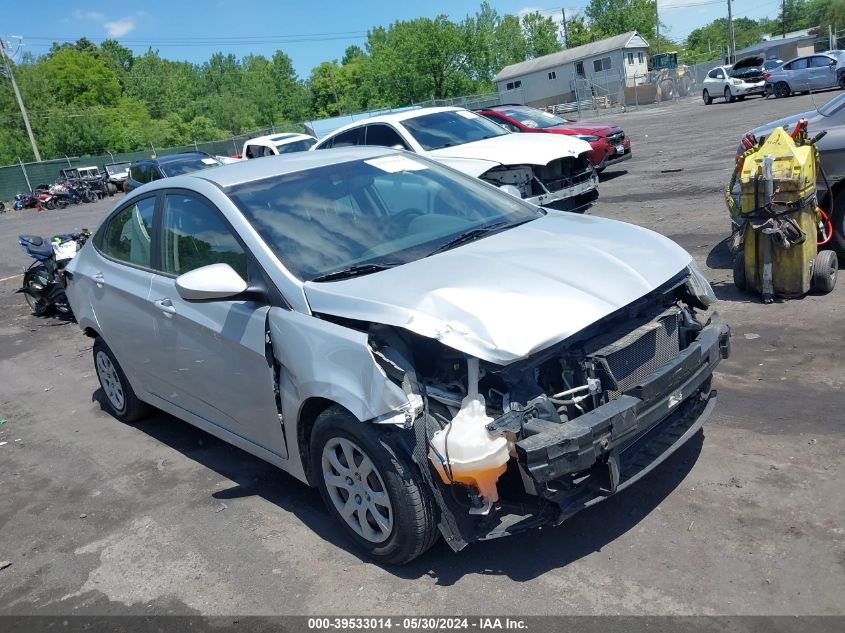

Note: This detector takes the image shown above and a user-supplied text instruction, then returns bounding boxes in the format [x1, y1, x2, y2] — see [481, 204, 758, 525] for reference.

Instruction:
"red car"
[476, 104, 632, 173]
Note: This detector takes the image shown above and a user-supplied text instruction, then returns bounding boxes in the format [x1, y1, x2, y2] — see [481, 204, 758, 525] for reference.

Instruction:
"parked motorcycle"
[17, 229, 91, 316]
[13, 192, 40, 210]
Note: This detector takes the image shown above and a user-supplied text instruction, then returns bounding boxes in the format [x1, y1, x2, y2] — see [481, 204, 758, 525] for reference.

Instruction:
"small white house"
[494, 31, 650, 107]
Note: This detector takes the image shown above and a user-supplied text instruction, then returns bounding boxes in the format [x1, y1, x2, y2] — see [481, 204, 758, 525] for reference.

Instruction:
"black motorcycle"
[17, 229, 90, 316]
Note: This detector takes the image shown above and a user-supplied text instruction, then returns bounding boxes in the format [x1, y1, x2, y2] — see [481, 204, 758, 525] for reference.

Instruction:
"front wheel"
[724, 86, 734, 103]
[311, 407, 439, 565]
[703, 89, 712, 105]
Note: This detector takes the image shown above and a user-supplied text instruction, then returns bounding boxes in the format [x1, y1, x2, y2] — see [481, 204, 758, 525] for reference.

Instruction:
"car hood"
[547, 121, 621, 136]
[304, 213, 692, 365]
[749, 109, 821, 140]
[429, 133, 592, 166]
[732, 56, 765, 71]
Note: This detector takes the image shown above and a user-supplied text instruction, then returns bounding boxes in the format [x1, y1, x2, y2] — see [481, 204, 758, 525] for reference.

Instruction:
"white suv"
[703, 59, 766, 104]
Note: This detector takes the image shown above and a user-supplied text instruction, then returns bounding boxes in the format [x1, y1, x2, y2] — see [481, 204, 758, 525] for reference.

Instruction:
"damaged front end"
[362, 270, 730, 551]
[479, 154, 598, 211]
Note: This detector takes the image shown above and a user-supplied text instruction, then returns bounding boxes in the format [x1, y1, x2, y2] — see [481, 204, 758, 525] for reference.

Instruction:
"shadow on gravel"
[92, 386, 703, 585]
[598, 169, 628, 182]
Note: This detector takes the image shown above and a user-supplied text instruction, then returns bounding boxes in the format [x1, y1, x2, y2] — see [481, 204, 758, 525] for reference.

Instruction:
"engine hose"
[817, 207, 833, 246]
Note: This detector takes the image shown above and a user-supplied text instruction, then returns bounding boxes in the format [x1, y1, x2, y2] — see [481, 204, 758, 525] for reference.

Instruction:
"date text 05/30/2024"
[307, 617, 529, 630]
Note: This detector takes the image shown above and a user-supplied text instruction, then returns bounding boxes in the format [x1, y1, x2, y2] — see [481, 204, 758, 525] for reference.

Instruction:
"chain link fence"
[0, 126, 278, 204]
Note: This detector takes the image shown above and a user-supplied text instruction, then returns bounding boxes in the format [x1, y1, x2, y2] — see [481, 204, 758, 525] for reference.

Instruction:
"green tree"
[586, 0, 658, 42]
[522, 11, 562, 59]
[41, 47, 121, 107]
[494, 14, 528, 68]
[565, 15, 594, 48]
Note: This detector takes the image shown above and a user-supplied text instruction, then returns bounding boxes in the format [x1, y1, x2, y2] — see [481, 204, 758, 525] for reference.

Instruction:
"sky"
[3, 0, 783, 77]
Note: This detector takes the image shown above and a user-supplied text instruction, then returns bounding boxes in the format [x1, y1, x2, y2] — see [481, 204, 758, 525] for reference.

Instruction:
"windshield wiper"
[311, 262, 400, 282]
[426, 221, 512, 257]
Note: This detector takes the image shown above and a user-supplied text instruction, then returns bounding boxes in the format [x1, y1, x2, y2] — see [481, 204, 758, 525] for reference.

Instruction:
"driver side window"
[161, 194, 248, 279]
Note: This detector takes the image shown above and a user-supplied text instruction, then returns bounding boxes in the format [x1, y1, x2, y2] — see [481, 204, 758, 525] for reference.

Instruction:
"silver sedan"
[65, 147, 728, 563]
[766, 53, 844, 97]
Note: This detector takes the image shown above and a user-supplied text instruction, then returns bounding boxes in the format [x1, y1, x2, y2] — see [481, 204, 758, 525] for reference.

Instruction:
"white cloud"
[73, 10, 105, 21]
[104, 17, 137, 37]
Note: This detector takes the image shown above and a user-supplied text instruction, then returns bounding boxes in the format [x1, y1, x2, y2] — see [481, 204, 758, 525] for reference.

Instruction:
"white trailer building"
[494, 31, 650, 108]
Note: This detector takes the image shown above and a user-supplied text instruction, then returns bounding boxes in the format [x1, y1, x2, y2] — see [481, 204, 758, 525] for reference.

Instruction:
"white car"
[311, 106, 598, 211]
[242, 133, 317, 159]
[702, 57, 766, 105]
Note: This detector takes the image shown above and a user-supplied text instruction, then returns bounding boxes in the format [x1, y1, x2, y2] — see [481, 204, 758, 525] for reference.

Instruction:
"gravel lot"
[1, 93, 843, 616]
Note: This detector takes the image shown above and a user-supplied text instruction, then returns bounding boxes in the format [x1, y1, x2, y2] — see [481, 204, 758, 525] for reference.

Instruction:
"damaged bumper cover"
[525, 173, 599, 209]
[421, 315, 730, 550]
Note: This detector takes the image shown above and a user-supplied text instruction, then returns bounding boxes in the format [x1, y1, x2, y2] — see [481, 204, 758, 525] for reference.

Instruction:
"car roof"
[184, 146, 398, 188]
[154, 152, 216, 164]
[246, 132, 315, 145]
[321, 106, 466, 140]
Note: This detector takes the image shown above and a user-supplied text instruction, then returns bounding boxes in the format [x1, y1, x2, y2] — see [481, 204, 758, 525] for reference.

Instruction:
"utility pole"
[561, 8, 568, 48]
[727, 0, 736, 64]
[830, 25, 835, 50]
[656, 0, 661, 55]
[782, 0, 786, 38]
[0, 38, 41, 162]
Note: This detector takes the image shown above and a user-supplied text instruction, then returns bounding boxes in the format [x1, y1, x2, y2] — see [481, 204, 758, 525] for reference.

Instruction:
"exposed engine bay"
[479, 155, 597, 209]
[363, 269, 731, 549]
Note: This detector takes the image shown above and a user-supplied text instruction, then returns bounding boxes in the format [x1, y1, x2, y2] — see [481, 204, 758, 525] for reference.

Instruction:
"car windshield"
[495, 107, 570, 129]
[226, 154, 541, 281]
[159, 156, 221, 177]
[105, 163, 129, 175]
[275, 138, 316, 154]
[400, 111, 509, 151]
[818, 91, 845, 117]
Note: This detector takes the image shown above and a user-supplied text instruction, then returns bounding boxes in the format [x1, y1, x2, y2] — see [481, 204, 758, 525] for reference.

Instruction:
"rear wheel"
[311, 407, 439, 565]
[812, 250, 838, 293]
[703, 89, 712, 105]
[93, 338, 149, 423]
[839, 73, 845, 90]
[774, 82, 790, 98]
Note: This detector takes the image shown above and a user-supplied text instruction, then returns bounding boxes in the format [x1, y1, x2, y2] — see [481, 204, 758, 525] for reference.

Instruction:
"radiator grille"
[588, 309, 681, 398]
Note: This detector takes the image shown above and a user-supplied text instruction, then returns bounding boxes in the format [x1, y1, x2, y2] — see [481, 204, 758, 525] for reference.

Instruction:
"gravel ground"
[0, 92, 843, 616]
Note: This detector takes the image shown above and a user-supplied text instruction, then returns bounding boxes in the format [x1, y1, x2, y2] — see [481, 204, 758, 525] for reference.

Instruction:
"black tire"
[733, 252, 747, 291]
[311, 407, 439, 565]
[724, 86, 734, 103]
[703, 89, 712, 105]
[93, 337, 149, 423]
[774, 82, 790, 98]
[659, 80, 675, 101]
[22, 265, 51, 315]
[839, 73, 845, 90]
[812, 250, 838, 293]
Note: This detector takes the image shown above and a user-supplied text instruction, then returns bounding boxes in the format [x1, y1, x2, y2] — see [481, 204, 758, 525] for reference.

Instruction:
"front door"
[146, 191, 287, 457]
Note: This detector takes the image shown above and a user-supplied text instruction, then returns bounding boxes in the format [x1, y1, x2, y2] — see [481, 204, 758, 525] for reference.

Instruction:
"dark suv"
[124, 153, 222, 193]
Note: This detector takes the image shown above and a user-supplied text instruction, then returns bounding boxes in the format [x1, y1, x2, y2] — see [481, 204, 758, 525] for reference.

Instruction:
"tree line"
[1, 0, 840, 163]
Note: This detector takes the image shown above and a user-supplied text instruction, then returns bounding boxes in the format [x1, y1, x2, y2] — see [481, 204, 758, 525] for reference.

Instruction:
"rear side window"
[787, 58, 808, 70]
[129, 164, 148, 184]
[161, 194, 248, 279]
[101, 197, 155, 267]
[365, 124, 409, 150]
[330, 127, 365, 148]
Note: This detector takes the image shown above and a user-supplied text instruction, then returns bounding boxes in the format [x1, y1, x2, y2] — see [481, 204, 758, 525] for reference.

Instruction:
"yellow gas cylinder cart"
[726, 120, 837, 303]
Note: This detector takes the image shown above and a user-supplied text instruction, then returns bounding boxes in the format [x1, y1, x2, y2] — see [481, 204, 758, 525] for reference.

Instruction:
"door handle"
[93, 272, 104, 287]
[154, 298, 176, 314]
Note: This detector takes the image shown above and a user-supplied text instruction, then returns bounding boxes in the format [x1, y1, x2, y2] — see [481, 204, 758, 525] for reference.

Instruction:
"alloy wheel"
[321, 436, 393, 544]
[96, 350, 125, 413]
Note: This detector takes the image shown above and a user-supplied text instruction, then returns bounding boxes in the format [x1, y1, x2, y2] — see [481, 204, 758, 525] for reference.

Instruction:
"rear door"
[786, 57, 810, 91]
[89, 195, 159, 391]
[145, 190, 287, 457]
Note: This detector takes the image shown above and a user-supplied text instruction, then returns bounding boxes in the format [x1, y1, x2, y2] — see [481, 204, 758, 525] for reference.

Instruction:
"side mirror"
[499, 184, 522, 198]
[175, 263, 248, 302]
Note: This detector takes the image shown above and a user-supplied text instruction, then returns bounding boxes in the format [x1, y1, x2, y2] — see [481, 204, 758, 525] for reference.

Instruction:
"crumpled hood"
[549, 121, 621, 136]
[304, 213, 693, 365]
[430, 133, 592, 166]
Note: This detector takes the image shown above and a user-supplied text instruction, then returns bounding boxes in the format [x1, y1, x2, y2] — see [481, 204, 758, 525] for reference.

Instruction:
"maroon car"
[477, 105, 632, 173]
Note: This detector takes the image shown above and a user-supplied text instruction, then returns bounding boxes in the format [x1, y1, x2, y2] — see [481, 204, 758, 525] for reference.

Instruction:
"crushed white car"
[242, 132, 317, 159]
[312, 106, 599, 211]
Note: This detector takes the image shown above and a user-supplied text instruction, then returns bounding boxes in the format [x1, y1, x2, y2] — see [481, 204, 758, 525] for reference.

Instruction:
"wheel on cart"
[812, 250, 837, 293]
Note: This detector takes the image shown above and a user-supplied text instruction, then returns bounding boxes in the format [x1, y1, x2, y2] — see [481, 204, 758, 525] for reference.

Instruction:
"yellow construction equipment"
[726, 121, 837, 302]
[647, 52, 692, 101]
